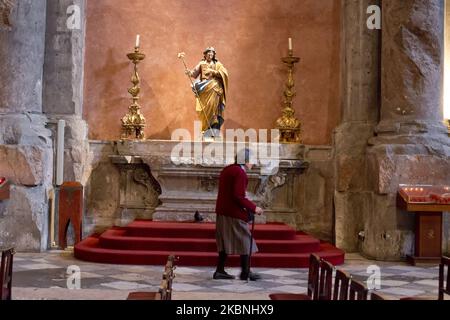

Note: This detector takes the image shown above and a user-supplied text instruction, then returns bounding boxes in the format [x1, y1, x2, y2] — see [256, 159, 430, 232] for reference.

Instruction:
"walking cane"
[247, 211, 256, 283]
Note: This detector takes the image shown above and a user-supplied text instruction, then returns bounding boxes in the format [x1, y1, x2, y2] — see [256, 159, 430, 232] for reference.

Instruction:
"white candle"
[56, 120, 66, 186]
[289, 38, 292, 51]
[136, 35, 140, 48]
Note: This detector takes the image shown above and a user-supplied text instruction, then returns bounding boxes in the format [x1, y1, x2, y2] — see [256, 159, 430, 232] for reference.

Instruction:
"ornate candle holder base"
[276, 50, 302, 144]
[121, 123, 146, 141]
[121, 47, 147, 141]
[278, 128, 301, 144]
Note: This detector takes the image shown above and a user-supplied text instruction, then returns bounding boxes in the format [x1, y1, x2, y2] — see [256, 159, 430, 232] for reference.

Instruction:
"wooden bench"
[127, 278, 170, 300]
[269, 254, 321, 300]
[318, 259, 334, 300]
[0, 248, 15, 300]
[370, 292, 386, 300]
[333, 269, 350, 300]
[127, 255, 177, 300]
[349, 279, 368, 300]
[439, 256, 450, 300]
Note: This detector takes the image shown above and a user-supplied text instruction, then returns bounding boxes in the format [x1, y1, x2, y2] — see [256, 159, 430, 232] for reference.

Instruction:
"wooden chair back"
[163, 270, 175, 300]
[126, 255, 177, 301]
[349, 279, 368, 301]
[319, 259, 334, 300]
[157, 279, 169, 300]
[268, 254, 320, 301]
[370, 292, 386, 300]
[307, 254, 321, 300]
[439, 256, 450, 300]
[333, 269, 350, 300]
[0, 248, 15, 301]
[166, 255, 177, 269]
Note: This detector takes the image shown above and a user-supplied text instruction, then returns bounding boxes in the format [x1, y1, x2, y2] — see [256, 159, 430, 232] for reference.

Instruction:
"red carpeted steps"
[98, 229, 320, 253]
[125, 220, 298, 240]
[74, 220, 345, 268]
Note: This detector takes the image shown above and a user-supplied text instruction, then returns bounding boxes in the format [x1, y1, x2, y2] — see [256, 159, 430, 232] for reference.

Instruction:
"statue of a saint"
[184, 47, 229, 139]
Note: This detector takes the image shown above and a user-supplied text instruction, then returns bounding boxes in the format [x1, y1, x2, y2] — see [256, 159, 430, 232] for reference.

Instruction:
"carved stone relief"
[132, 167, 161, 208]
[200, 176, 217, 192]
[0, 0, 14, 30]
[256, 173, 287, 209]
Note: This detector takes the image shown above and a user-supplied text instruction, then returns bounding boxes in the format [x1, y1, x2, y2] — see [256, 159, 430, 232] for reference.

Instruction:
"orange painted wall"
[83, 0, 341, 145]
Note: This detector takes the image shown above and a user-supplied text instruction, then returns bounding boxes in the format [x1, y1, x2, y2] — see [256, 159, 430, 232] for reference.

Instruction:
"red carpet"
[74, 220, 345, 267]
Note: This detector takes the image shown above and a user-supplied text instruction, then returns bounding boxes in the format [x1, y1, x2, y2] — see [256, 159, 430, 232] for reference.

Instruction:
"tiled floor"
[10, 251, 447, 300]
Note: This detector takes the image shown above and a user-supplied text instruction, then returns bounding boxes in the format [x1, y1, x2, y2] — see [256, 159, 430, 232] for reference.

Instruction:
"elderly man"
[214, 149, 264, 281]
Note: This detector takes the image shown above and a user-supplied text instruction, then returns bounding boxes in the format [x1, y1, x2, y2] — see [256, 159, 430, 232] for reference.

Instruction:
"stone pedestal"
[110, 140, 308, 225]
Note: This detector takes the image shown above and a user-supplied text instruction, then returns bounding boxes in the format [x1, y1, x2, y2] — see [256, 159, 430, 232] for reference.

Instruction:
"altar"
[109, 140, 308, 225]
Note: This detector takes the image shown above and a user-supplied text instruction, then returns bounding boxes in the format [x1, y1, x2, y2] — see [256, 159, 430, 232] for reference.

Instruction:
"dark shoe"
[240, 272, 261, 281]
[213, 271, 235, 280]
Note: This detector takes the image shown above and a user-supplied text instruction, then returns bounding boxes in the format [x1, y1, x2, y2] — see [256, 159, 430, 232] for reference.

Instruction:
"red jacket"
[215, 164, 257, 222]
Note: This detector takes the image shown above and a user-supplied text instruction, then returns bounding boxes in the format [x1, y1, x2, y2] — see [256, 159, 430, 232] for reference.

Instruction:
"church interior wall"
[82, 0, 342, 146]
[1, 0, 448, 260]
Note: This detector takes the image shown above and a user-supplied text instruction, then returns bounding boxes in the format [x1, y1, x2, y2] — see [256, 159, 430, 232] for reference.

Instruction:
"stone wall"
[297, 146, 335, 242]
[0, 0, 52, 251]
[83, 141, 120, 236]
[43, 0, 91, 185]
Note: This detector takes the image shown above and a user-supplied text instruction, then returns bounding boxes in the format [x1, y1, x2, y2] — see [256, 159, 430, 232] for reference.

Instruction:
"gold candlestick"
[121, 46, 147, 140]
[276, 49, 301, 143]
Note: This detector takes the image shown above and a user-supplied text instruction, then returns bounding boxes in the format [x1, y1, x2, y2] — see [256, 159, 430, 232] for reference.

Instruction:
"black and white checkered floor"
[10, 251, 446, 300]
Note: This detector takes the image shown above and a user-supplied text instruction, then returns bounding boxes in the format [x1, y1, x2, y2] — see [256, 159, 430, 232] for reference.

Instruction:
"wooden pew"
[349, 279, 368, 300]
[333, 269, 350, 300]
[0, 248, 15, 300]
[439, 256, 450, 300]
[127, 255, 177, 301]
[370, 292, 386, 300]
[318, 259, 334, 300]
[269, 254, 321, 300]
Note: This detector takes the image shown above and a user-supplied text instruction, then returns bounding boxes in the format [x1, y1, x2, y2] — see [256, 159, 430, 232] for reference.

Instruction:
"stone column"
[363, 0, 450, 260]
[380, 0, 444, 128]
[43, 0, 91, 185]
[42, 0, 92, 244]
[0, 0, 53, 251]
[334, 0, 381, 252]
